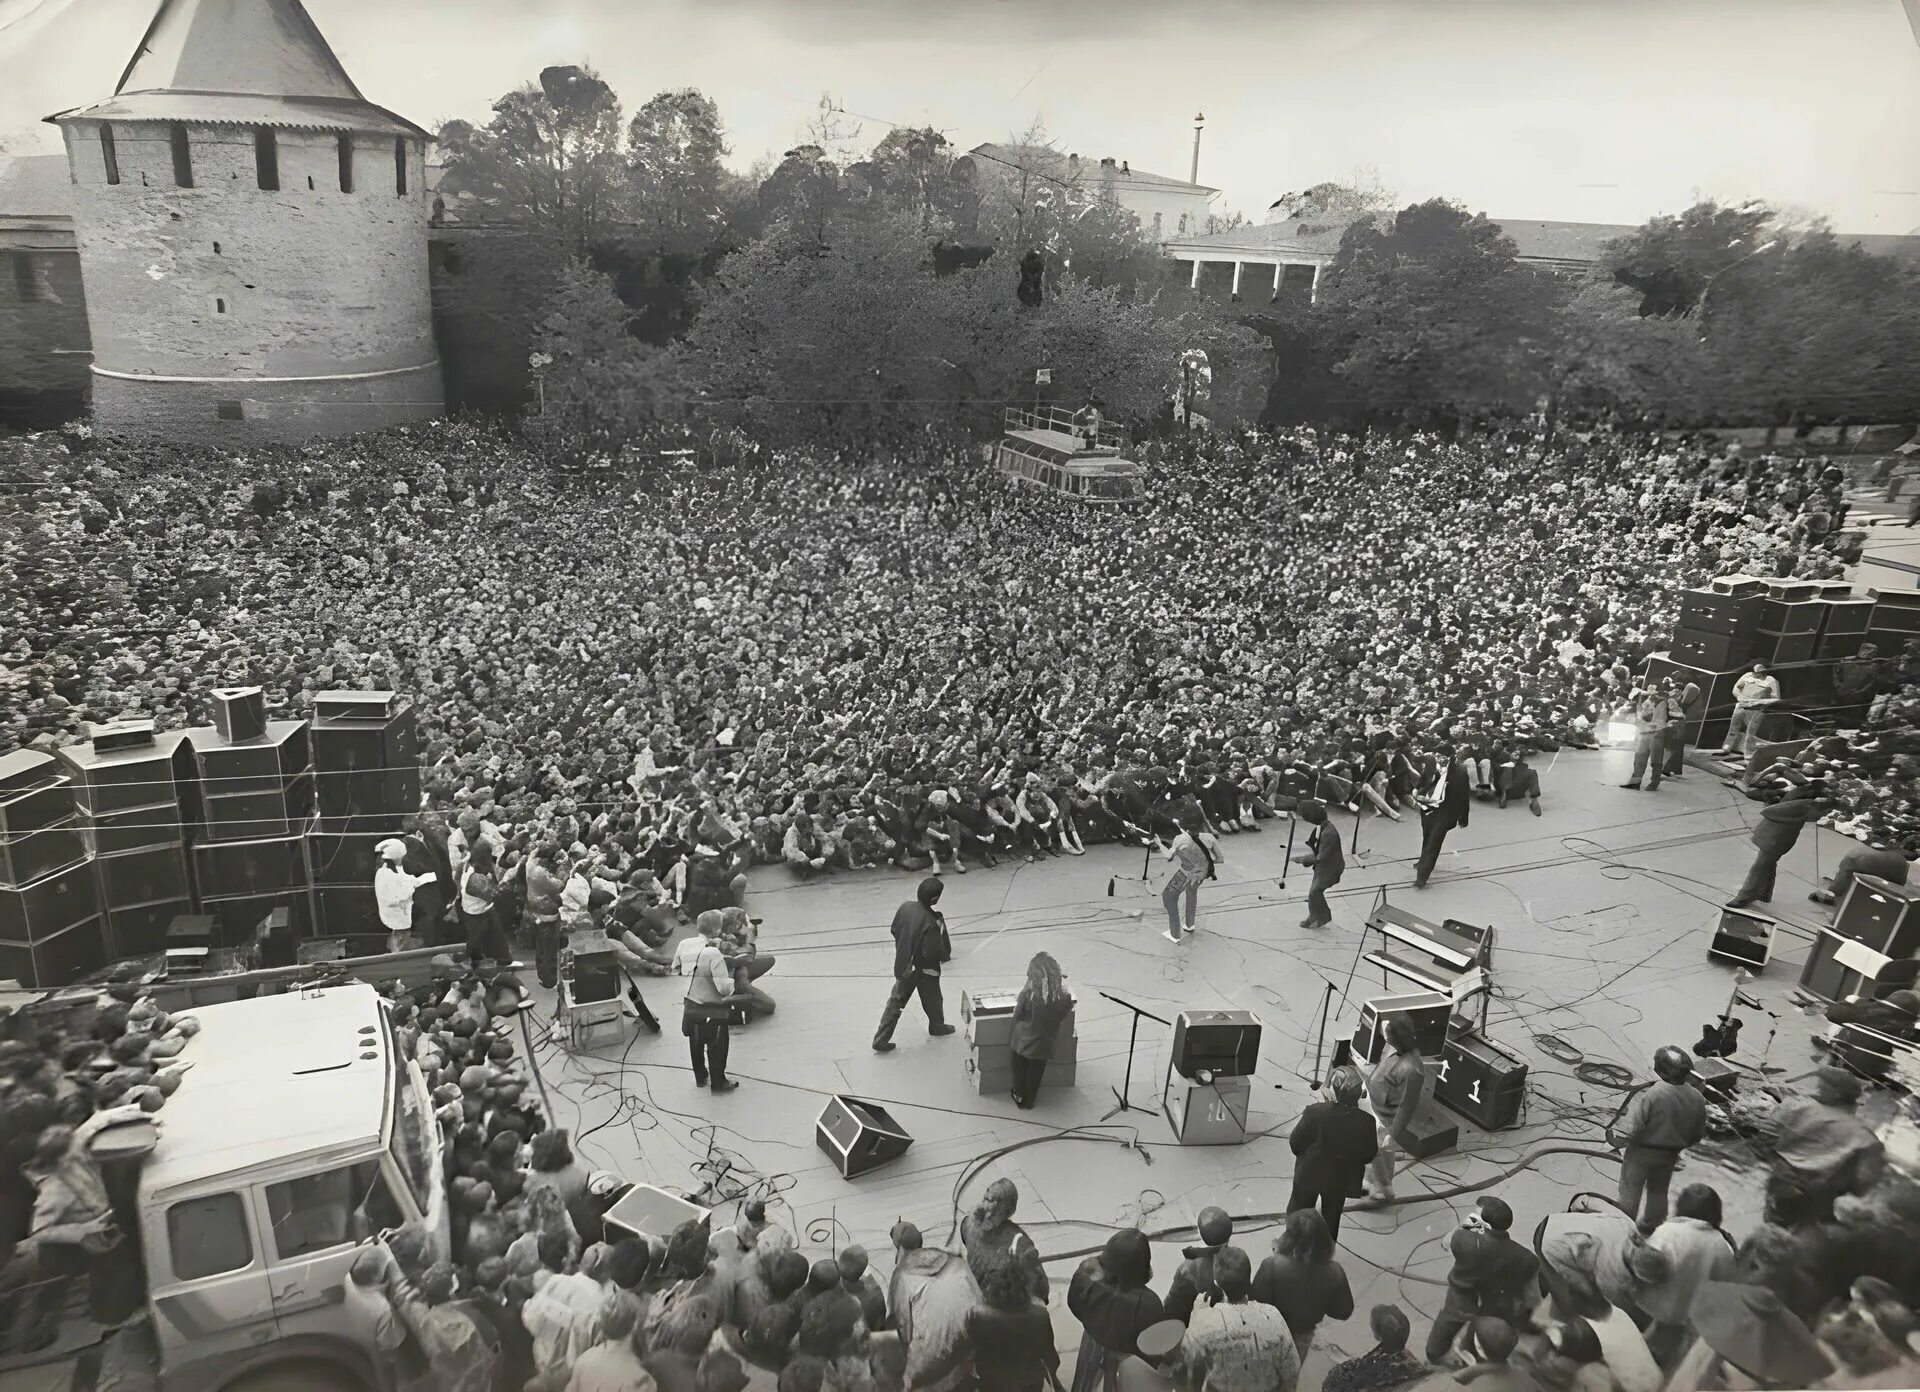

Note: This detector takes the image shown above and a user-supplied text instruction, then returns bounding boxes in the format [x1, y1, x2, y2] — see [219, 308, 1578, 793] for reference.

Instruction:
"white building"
[969, 143, 1217, 240]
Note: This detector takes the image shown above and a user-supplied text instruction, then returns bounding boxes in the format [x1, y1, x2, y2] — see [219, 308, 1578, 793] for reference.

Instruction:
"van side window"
[168, 1193, 252, 1279]
[265, 1161, 403, 1260]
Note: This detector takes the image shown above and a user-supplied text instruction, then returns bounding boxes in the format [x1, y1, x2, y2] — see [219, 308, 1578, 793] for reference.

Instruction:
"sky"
[2, 0, 1917, 232]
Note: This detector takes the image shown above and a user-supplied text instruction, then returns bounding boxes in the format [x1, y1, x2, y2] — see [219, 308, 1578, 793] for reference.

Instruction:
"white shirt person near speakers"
[374, 839, 437, 953]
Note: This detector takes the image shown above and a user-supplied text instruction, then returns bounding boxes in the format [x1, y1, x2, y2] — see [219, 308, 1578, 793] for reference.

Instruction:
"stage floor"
[528, 746, 1836, 1383]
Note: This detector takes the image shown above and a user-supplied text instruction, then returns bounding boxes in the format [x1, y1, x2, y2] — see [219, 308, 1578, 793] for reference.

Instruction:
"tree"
[755, 145, 845, 249]
[1546, 283, 1706, 422]
[1312, 199, 1562, 424]
[625, 88, 735, 257]
[529, 260, 689, 456]
[436, 66, 629, 247]
[1602, 199, 1775, 318]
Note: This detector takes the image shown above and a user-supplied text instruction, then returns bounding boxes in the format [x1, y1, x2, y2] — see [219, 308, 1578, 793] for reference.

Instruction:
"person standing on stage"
[1294, 798, 1344, 930]
[1727, 785, 1827, 908]
[678, 909, 738, 1092]
[1009, 951, 1074, 1109]
[374, 839, 437, 955]
[1160, 818, 1222, 944]
[1413, 747, 1471, 890]
[1620, 679, 1675, 793]
[872, 878, 956, 1052]
[1287, 1064, 1378, 1244]
[1607, 1046, 1708, 1233]
[1364, 1017, 1429, 1203]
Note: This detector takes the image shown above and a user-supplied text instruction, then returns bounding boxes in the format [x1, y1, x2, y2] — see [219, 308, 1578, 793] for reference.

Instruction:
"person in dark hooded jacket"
[1069, 1227, 1164, 1392]
[1163, 1207, 1234, 1324]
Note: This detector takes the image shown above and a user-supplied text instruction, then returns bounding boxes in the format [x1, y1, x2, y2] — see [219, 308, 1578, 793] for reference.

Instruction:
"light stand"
[1100, 991, 1172, 1119]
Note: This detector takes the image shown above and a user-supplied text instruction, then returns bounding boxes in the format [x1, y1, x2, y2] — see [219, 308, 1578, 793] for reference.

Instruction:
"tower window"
[337, 135, 354, 193]
[99, 125, 120, 185]
[12, 252, 40, 304]
[394, 138, 408, 196]
[254, 128, 279, 191]
[170, 124, 194, 188]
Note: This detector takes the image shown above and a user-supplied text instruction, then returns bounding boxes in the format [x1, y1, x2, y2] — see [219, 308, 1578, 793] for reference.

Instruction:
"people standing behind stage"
[1608, 1046, 1709, 1233]
[1716, 662, 1782, 764]
[1365, 1017, 1429, 1204]
[1413, 747, 1471, 890]
[375, 839, 438, 954]
[1287, 1064, 1378, 1244]
[872, 878, 954, 1052]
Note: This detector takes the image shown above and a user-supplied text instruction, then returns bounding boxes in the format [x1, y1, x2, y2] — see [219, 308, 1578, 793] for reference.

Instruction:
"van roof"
[141, 983, 392, 1198]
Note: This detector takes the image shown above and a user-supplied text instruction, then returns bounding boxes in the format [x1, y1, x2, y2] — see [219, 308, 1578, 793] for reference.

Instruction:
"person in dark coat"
[1424, 1196, 1539, 1364]
[1251, 1207, 1354, 1357]
[871, 877, 954, 1051]
[1294, 798, 1345, 930]
[1287, 1064, 1379, 1245]
[1728, 787, 1827, 907]
[1163, 1207, 1233, 1325]
[1009, 951, 1074, 1108]
[1413, 747, 1471, 890]
[1069, 1228, 1164, 1392]
[964, 1246, 1061, 1392]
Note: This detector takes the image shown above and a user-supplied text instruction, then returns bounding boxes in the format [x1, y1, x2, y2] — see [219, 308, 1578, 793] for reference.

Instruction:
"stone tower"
[46, 0, 443, 443]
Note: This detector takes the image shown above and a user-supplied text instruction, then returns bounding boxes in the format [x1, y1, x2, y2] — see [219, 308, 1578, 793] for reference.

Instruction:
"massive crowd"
[2, 415, 1903, 885]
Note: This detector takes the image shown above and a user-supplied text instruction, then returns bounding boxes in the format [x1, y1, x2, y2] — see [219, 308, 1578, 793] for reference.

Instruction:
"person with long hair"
[1068, 1228, 1163, 1392]
[1010, 952, 1074, 1109]
[1159, 817, 1222, 944]
[1250, 1208, 1355, 1357]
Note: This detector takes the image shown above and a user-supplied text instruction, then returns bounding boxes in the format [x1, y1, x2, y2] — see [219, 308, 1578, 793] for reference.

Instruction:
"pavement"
[528, 742, 1851, 1384]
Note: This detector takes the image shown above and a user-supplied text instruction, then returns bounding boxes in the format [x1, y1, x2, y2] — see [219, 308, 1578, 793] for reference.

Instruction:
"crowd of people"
[2, 415, 1905, 895]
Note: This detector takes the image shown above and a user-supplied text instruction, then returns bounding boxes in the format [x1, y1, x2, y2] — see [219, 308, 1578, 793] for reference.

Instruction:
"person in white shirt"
[447, 810, 506, 883]
[1715, 663, 1781, 762]
[676, 909, 738, 1091]
[374, 840, 438, 954]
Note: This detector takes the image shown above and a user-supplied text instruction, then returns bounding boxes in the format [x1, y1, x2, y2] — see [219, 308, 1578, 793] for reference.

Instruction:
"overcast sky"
[2, 0, 1916, 231]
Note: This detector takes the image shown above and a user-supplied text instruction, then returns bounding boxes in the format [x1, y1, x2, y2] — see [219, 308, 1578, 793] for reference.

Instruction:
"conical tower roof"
[47, 0, 427, 138]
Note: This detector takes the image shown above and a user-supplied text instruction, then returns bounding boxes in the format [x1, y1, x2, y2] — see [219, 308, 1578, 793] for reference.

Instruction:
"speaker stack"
[55, 722, 194, 961]
[186, 699, 314, 946]
[1799, 875, 1920, 1005]
[1815, 592, 1874, 661]
[1866, 588, 1920, 653]
[960, 988, 1077, 1095]
[0, 751, 105, 987]
[1753, 580, 1823, 668]
[1163, 1009, 1260, 1145]
[308, 691, 419, 941]
[815, 1095, 914, 1178]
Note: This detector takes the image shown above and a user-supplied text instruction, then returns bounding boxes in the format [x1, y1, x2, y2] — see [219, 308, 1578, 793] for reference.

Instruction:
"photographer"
[1425, 1196, 1538, 1365]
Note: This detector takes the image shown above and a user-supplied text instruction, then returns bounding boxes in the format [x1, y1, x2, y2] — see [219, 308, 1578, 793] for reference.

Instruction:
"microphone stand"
[1299, 980, 1338, 1088]
[1100, 991, 1172, 1119]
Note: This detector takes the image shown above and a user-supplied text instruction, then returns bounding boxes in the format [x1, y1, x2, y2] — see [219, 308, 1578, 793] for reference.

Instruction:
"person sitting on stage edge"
[871, 878, 954, 1053]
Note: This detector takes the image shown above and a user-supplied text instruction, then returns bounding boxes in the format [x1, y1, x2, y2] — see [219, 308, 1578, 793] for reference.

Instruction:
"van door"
[147, 1188, 279, 1370]
[262, 1159, 408, 1340]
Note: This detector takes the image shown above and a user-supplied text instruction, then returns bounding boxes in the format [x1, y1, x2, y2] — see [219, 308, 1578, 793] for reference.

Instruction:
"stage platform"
[527, 745, 1841, 1382]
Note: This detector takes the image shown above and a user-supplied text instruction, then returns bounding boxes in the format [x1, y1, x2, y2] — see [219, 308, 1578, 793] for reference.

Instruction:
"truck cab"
[101, 983, 447, 1392]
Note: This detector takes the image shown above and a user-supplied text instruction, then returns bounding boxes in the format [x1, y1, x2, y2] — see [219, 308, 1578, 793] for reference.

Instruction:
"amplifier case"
[1434, 1032, 1528, 1130]
[1171, 1009, 1262, 1079]
[1164, 1076, 1251, 1145]
[1354, 991, 1452, 1063]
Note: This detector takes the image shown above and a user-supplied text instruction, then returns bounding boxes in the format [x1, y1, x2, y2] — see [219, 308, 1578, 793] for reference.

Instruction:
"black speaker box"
[1170, 1009, 1263, 1079]
[211, 687, 268, 744]
[78, 801, 185, 857]
[1820, 598, 1875, 638]
[1710, 906, 1777, 969]
[1434, 1031, 1528, 1131]
[313, 706, 420, 834]
[1817, 630, 1866, 661]
[188, 721, 310, 794]
[1758, 630, 1819, 665]
[815, 1095, 914, 1178]
[0, 917, 108, 989]
[87, 720, 156, 754]
[0, 821, 88, 890]
[307, 831, 389, 886]
[193, 833, 309, 899]
[200, 775, 313, 843]
[314, 690, 402, 723]
[96, 843, 191, 909]
[1668, 627, 1763, 672]
[0, 749, 61, 796]
[1834, 875, 1920, 957]
[1401, 1099, 1459, 1159]
[1758, 598, 1822, 636]
[1677, 589, 1762, 638]
[1354, 991, 1454, 1063]
[58, 732, 193, 817]
[202, 891, 310, 948]
[106, 897, 192, 959]
[0, 769, 75, 841]
[0, 861, 101, 944]
[313, 883, 378, 938]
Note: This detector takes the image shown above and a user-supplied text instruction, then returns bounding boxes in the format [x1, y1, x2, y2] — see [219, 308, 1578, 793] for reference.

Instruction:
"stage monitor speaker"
[314, 690, 402, 723]
[0, 821, 88, 890]
[0, 917, 108, 989]
[1710, 906, 1777, 970]
[1435, 1031, 1528, 1130]
[1163, 1075, 1251, 1145]
[816, 1095, 913, 1178]
[1834, 876, 1920, 958]
[1171, 1009, 1262, 1079]
[0, 860, 101, 944]
[564, 931, 621, 1004]
[603, 1185, 710, 1245]
[1353, 991, 1452, 1063]
[210, 688, 267, 745]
